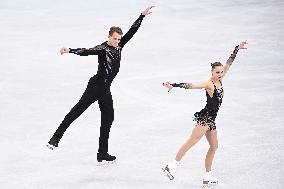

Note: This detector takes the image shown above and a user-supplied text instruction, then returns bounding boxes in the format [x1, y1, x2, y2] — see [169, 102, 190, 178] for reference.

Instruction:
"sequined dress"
[193, 80, 224, 131]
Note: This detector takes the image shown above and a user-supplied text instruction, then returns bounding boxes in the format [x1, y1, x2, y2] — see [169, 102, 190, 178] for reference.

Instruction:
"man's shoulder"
[93, 42, 107, 50]
[100, 41, 107, 46]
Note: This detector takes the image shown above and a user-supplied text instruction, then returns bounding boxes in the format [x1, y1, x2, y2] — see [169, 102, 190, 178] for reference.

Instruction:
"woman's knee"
[209, 143, 218, 151]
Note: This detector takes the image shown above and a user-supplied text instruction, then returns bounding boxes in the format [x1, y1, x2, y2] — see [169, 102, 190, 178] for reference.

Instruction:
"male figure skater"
[47, 6, 154, 164]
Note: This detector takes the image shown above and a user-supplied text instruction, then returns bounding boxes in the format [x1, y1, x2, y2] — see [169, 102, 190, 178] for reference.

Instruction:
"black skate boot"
[46, 135, 60, 150]
[97, 153, 116, 166]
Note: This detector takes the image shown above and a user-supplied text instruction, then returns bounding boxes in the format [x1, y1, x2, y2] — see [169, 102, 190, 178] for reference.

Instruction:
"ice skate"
[162, 161, 179, 180]
[202, 171, 218, 188]
[96, 153, 116, 166]
[46, 135, 60, 150]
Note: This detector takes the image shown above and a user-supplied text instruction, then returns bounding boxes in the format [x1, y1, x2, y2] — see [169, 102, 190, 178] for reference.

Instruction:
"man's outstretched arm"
[120, 6, 154, 48]
[59, 45, 105, 56]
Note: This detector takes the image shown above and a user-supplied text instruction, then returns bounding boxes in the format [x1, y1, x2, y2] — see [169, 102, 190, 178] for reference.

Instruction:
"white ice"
[0, 0, 284, 188]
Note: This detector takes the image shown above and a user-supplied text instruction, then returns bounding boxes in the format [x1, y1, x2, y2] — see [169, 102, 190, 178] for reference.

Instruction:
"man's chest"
[105, 47, 121, 62]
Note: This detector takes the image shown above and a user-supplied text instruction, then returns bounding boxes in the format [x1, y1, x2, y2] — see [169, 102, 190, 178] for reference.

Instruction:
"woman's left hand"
[239, 40, 248, 49]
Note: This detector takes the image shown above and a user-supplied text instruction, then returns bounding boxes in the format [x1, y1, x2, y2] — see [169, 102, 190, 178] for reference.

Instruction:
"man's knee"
[102, 112, 114, 126]
[107, 111, 114, 124]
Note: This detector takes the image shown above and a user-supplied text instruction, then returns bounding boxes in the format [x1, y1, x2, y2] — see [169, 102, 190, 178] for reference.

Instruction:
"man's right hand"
[60, 47, 70, 55]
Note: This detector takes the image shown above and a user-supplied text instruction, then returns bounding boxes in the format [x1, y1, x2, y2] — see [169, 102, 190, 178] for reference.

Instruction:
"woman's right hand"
[60, 47, 70, 55]
[162, 82, 173, 92]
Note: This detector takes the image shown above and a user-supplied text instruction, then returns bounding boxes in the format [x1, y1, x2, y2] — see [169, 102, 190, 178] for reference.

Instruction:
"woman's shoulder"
[205, 79, 215, 90]
[205, 79, 213, 86]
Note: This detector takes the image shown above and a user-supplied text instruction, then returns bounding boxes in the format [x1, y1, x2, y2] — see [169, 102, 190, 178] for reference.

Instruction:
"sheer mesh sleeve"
[171, 83, 193, 89]
[226, 45, 239, 65]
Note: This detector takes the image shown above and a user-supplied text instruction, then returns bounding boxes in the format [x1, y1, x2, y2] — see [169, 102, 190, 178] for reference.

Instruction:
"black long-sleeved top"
[69, 14, 145, 85]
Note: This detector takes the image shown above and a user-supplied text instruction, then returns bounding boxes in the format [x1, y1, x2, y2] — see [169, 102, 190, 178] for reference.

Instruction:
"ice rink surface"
[0, 0, 284, 188]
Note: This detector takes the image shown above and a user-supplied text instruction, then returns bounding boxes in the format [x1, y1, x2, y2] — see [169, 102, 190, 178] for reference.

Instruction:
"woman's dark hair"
[109, 26, 123, 36]
[211, 62, 223, 69]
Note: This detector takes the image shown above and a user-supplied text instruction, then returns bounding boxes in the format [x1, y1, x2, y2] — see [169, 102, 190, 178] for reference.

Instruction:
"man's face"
[108, 32, 122, 47]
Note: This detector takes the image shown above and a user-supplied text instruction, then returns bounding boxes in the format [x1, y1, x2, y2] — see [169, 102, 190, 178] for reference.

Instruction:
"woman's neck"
[210, 77, 219, 83]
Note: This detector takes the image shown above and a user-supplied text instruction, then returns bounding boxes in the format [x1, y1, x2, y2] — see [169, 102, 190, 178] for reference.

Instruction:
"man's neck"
[107, 41, 114, 47]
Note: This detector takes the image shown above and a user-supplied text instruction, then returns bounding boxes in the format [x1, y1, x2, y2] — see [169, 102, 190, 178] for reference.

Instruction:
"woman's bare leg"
[204, 130, 218, 172]
[175, 125, 209, 161]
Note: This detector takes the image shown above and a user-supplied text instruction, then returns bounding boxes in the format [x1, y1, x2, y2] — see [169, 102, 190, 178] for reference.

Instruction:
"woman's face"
[211, 66, 224, 80]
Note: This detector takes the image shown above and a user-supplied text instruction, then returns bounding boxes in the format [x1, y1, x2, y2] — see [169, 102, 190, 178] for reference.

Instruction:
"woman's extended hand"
[163, 82, 173, 92]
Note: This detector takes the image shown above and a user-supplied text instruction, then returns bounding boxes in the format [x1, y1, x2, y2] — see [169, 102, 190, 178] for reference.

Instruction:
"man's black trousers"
[53, 76, 114, 154]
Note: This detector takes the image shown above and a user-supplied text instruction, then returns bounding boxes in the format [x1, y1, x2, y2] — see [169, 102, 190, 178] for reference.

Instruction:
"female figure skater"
[162, 41, 248, 187]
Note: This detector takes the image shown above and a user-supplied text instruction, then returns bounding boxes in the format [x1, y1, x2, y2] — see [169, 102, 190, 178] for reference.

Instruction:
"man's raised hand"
[142, 6, 155, 16]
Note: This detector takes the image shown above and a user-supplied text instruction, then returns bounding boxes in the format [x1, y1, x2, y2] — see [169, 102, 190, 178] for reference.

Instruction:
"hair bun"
[211, 62, 223, 69]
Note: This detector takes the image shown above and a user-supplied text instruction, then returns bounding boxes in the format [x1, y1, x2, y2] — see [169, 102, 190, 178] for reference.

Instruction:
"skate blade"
[46, 144, 56, 150]
[162, 167, 174, 180]
[202, 181, 218, 188]
[96, 160, 116, 166]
